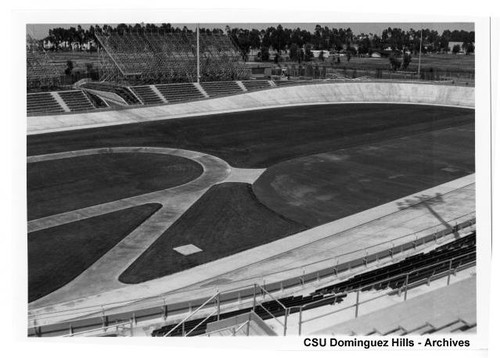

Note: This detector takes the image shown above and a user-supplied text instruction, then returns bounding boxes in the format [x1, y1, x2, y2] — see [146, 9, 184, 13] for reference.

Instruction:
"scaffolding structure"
[96, 31, 250, 84]
[26, 35, 63, 91]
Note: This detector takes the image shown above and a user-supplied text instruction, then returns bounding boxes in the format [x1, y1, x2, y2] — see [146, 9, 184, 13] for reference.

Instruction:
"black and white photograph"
[5, 1, 498, 357]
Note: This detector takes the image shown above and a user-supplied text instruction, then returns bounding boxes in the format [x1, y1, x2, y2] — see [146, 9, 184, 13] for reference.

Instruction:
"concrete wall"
[28, 82, 475, 135]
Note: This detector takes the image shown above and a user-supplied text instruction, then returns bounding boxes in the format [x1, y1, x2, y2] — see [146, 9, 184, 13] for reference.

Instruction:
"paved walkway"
[28, 147, 266, 307]
[29, 175, 475, 325]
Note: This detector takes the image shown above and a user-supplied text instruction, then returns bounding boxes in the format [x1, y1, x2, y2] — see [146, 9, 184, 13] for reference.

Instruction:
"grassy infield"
[28, 103, 474, 300]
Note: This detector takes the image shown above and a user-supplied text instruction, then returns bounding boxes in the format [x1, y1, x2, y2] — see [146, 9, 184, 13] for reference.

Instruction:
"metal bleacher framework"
[26, 35, 62, 91]
[96, 31, 250, 85]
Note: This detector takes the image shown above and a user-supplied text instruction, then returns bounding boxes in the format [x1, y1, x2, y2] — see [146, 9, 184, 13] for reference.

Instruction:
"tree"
[318, 50, 325, 61]
[389, 55, 401, 71]
[452, 44, 461, 54]
[402, 53, 412, 70]
[260, 46, 270, 61]
[64, 60, 74, 75]
[289, 43, 299, 62]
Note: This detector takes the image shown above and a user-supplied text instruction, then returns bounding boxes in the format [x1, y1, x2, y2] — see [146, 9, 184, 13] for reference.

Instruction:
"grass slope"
[28, 203, 161, 302]
[28, 152, 202, 220]
[119, 183, 308, 284]
[27, 104, 474, 168]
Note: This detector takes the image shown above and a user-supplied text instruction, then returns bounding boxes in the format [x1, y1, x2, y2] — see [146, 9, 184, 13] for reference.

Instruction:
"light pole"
[417, 27, 423, 78]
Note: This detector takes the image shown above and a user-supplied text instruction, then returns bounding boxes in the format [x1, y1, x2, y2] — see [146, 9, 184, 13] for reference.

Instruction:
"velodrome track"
[27, 82, 475, 327]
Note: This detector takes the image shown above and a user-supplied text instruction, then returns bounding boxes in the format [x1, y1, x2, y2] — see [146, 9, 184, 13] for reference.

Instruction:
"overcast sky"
[27, 22, 474, 39]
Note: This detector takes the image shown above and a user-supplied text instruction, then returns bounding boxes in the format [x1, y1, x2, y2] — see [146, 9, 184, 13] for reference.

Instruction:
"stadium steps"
[130, 86, 165, 105]
[27, 92, 66, 115]
[154, 83, 206, 103]
[57, 90, 95, 112]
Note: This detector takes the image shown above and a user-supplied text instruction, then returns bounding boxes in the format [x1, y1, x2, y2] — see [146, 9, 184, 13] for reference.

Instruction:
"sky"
[26, 22, 474, 40]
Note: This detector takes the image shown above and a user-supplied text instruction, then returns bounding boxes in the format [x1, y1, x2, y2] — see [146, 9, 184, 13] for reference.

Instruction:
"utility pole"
[417, 27, 423, 78]
[197, 24, 200, 83]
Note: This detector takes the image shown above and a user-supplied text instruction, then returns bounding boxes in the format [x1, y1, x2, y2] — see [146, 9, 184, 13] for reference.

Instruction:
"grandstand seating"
[241, 80, 273, 92]
[151, 293, 346, 337]
[57, 91, 95, 112]
[27, 92, 65, 115]
[313, 232, 476, 296]
[151, 232, 476, 337]
[96, 32, 247, 83]
[200, 81, 244, 97]
[155, 83, 205, 103]
[130, 86, 165, 105]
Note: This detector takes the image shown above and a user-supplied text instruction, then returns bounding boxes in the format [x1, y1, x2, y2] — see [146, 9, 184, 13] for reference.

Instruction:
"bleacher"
[81, 82, 141, 105]
[130, 86, 165, 105]
[155, 83, 205, 103]
[27, 92, 65, 115]
[320, 276, 476, 336]
[151, 232, 476, 337]
[241, 80, 273, 92]
[313, 232, 476, 296]
[151, 293, 346, 337]
[200, 81, 244, 97]
[57, 91, 95, 112]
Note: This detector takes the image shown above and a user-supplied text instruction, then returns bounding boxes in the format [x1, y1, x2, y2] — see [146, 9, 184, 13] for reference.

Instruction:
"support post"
[355, 290, 360, 318]
[196, 24, 200, 83]
[404, 273, 409, 301]
[447, 259, 453, 285]
[216, 293, 221, 321]
[298, 306, 303, 336]
[283, 308, 289, 336]
[252, 284, 257, 311]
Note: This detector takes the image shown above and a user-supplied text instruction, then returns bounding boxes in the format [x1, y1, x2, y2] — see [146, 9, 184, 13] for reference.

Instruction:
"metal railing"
[294, 251, 476, 335]
[28, 215, 475, 337]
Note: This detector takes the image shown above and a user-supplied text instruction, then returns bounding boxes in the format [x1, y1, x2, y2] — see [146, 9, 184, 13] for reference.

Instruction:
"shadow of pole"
[396, 193, 459, 239]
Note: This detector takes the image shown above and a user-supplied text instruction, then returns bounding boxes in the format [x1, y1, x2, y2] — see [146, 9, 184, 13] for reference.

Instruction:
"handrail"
[28, 222, 475, 336]
[255, 284, 287, 311]
[63, 320, 133, 337]
[29, 212, 475, 324]
[298, 255, 476, 331]
[185, 308, 218, 336]
[163, 290, 219, 337]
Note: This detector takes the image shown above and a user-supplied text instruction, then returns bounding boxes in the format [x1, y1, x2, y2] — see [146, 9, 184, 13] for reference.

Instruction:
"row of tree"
[39, 23, 475, 58]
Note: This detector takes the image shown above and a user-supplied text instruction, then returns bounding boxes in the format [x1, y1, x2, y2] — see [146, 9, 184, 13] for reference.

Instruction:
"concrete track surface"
[27, 82, 476, 330]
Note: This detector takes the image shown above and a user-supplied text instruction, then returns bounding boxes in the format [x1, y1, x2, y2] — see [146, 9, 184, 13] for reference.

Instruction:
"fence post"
[283, 308, 289, 336]
[404, 273, 409, 301]
[216, 292, 221, 321]
[252, 284, 257, 311]
[447, 259, 453, 285]
[298, 306, 303, 336]
[355, 290, 360, 318]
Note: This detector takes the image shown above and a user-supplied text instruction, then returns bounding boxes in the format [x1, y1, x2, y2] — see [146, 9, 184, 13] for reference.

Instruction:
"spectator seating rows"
[155, 83, 205, 103]
[151, 293, 346, 337]
[313, 232, 476, 296]
[27, 92, 65, 115]
[130, 86, 165, 105]
[152, 232, 476, 337]
[58, 91, 95, 112]
[200, 81, 244, 97]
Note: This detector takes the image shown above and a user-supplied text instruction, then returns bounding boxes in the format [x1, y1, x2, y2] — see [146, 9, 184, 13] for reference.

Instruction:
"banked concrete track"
[28, 82, 474, 135]
[27, 82, 475, 333]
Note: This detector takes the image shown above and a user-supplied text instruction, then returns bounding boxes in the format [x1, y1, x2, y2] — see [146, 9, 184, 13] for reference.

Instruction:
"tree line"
[39, 23, 475, 57]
